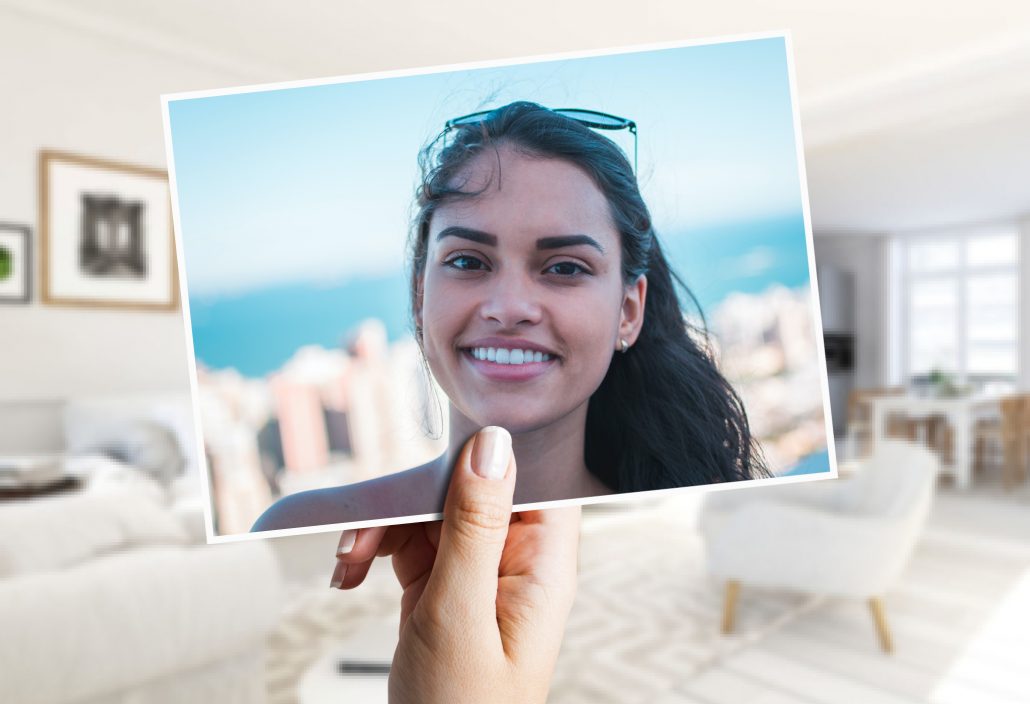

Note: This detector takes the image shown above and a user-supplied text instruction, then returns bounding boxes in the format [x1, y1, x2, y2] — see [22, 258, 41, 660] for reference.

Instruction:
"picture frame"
[39, 150, 178, 311]
[0, 223, 31, 304]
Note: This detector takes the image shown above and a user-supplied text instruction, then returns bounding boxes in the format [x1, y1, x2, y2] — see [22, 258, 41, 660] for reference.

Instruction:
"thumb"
[422, 426, 516, 624]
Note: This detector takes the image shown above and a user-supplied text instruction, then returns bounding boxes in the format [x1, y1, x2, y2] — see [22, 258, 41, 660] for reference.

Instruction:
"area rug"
[265, 497, 819, 704]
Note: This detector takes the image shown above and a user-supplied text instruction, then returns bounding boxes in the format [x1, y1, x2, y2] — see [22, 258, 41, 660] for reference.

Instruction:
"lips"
[459, 340, 560, 383]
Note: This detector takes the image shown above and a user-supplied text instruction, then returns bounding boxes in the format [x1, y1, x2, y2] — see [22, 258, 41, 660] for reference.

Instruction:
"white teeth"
[469, 347, 552, 365]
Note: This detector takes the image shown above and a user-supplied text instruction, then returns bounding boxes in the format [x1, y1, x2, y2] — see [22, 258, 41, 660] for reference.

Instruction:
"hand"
[330, 426, 581, 704]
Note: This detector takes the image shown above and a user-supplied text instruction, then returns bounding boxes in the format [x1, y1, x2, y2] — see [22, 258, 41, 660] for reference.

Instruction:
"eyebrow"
[436, 226, 496, 246]
[436, 226, 605, 254]
[536, 235, 605, 254]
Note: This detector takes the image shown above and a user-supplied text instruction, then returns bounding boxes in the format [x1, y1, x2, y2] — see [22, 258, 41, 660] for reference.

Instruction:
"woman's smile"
[460, 338, 561, 382]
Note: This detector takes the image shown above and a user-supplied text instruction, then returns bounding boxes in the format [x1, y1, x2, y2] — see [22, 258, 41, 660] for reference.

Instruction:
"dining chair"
[973, 394, 1030, 489]
[847, 387, 917, 458]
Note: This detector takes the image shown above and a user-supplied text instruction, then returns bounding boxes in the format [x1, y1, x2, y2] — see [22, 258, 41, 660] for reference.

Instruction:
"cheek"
[420, 279, 469, 360]
[562, 298, 621, 366]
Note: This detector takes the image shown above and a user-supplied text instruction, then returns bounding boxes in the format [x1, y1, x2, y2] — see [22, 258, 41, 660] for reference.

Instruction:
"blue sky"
[166, 35, 806, 299]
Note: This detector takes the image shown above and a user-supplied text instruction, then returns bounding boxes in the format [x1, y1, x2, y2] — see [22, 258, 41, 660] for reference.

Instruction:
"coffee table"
[297, 617, 397, 704]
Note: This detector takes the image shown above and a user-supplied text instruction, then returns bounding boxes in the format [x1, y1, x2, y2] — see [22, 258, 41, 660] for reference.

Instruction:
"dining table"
[868, 391, 1004, 490]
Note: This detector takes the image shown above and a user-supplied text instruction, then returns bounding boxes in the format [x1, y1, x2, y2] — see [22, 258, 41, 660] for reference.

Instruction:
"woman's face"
[417, 144, 646, 434]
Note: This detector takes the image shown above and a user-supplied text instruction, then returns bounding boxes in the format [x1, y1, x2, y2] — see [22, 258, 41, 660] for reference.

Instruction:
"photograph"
[0, 223, 31, 303]
[40, 150, 177, 310]
[163, 33, 835, 541]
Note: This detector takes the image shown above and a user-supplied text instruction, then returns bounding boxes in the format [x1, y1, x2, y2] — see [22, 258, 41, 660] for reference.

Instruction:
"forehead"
[430, 146, 618, 243]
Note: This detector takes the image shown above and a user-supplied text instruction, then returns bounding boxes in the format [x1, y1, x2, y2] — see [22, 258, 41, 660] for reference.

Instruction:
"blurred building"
[199, 319, 447, 530]
[712, 285, 828, 472]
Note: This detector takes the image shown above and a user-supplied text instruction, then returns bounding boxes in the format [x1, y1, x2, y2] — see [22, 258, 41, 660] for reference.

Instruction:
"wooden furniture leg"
[722, 580, 740, 634]
[869, 597, 894, 653]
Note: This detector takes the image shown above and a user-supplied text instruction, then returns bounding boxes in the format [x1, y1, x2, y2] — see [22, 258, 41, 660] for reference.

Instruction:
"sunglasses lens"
[448, 116, 484, 127]
[553, 109, 627, 129]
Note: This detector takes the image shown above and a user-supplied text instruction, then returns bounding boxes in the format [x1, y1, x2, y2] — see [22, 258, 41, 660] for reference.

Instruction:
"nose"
[478, 269, 543, 328]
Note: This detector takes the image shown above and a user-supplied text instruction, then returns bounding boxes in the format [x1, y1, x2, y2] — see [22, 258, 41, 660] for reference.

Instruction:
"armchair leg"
[868, 597, 894, 653]
[722, 580, 740, 634]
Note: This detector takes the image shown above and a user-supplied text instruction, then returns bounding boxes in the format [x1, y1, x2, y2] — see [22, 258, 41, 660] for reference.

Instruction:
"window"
[898, 228, 1019, 386]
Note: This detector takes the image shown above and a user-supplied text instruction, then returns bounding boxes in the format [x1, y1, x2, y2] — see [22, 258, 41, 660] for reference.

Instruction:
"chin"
[465, 403, 570, 436]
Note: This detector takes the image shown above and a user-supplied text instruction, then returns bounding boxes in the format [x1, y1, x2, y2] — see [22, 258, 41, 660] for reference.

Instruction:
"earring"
[620, 338, 629, 353]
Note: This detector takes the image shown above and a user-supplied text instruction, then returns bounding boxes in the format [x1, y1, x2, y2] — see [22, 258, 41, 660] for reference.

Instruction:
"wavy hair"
[409, 101, 767, 490]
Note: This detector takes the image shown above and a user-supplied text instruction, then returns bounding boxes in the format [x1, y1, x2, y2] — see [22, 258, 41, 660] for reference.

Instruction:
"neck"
[440, 404, 611, 505]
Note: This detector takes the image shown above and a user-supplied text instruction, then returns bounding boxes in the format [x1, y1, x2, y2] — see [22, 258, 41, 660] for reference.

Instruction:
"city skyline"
[190, 212, 812, 377]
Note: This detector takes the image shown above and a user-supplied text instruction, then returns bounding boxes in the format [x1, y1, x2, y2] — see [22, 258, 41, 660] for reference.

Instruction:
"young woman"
[252, 101, 766, 532]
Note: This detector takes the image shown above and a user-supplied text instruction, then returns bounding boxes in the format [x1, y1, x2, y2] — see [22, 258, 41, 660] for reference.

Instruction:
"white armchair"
[700, 440, 939, 652]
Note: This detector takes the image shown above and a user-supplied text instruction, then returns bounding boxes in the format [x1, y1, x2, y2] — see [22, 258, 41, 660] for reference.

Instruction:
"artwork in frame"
[0, 223, 31, 304]
[39, 150, 178, 310]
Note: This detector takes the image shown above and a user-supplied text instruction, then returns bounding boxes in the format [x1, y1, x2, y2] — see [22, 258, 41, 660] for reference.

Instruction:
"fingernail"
[472, 426, 511, 480]
[330, 559, 348, 589]
[337, 530, 357, 555]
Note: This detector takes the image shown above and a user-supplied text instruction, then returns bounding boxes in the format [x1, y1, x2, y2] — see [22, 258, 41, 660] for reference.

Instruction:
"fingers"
[337, 526, 387, 562]
[391, 523, 438, 590]
[422, 426, 517, 624]
[336, 528, 358, 556]
[332, 426, 519, 602]
[332, 523, 424, 590]
[332, 553, 375, 589]
[330, 526, 384, 590]
[515, 504, 581, 527]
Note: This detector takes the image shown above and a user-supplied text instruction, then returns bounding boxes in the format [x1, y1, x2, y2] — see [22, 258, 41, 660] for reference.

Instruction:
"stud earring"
[620, 338, 629, 353]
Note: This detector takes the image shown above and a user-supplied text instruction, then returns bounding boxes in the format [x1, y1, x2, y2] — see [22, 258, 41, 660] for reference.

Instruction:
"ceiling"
[6, 0, 1030, 234]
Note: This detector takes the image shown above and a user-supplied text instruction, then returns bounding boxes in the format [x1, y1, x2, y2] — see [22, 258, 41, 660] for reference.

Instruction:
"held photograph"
[162, 33, 836, 542]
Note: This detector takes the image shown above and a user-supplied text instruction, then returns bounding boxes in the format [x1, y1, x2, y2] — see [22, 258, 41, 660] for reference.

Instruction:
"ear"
[618, 275, 647, 349]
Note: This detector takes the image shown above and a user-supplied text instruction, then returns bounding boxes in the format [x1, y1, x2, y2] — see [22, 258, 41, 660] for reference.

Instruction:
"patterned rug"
[266, 497, 818, 704]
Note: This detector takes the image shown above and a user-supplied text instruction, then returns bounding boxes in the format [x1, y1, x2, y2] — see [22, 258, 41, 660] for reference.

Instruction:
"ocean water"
[782, 448, 833, 476]
[189, 271, 412, 377]
[188, 213, 811, 377]
[664, 212, 811, 315]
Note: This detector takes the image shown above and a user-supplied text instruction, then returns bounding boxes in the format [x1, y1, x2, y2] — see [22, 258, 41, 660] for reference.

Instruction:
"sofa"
[0, 394, 284, 703]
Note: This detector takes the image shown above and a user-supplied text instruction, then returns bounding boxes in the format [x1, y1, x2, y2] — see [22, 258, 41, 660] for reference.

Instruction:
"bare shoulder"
[250, 458, 448, 532]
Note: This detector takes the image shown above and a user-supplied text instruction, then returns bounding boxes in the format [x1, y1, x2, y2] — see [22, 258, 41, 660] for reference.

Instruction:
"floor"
[268, 473, 1030, 704]
[652, 478, 1030, 704]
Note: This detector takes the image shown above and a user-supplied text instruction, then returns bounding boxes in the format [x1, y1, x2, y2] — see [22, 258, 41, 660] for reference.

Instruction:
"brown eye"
[445, 254, 488, 271]
[547, 261, 588, 277]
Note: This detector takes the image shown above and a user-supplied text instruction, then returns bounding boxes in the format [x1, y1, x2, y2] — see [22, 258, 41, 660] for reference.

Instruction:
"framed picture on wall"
[0, 223, 31, 304]
[39, 150, 178, 310]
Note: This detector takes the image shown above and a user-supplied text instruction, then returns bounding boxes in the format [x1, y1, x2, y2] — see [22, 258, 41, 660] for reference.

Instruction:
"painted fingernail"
[472, 426, 511, 480]
[337, 529, 357, 556]
[330, 558, 348, 589]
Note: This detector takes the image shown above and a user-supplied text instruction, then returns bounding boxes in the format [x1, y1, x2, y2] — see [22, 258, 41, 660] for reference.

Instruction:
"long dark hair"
[409, 101, 767, 490]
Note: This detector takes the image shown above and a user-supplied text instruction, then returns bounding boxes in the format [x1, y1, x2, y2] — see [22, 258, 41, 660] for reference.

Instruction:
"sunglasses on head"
[444, 107, 638, 174]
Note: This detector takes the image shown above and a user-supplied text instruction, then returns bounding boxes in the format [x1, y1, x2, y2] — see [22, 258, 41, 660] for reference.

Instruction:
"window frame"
[894, 225, 1020, 388]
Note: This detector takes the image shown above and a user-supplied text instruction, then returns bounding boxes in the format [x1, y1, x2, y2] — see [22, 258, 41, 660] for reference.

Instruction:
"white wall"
[0, 10, 252, 450]
[812, 234, 890, 389]
[1021, 217, 1030, 390]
